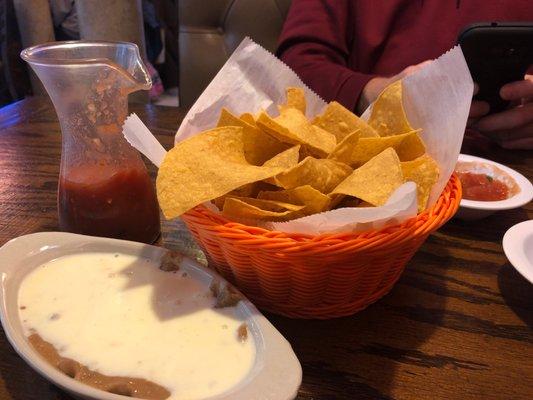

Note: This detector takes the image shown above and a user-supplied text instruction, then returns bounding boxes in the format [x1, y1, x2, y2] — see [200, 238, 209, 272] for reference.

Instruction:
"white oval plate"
[454, 154, 533, 220]
[503, 220, 533, 285]
[0, 232, 302, 400]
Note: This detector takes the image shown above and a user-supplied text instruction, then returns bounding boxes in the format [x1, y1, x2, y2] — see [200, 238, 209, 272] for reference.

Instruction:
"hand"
[472, 75, 533, 149]
[467, 84, 489, 126]
[356, 60, 432, 115]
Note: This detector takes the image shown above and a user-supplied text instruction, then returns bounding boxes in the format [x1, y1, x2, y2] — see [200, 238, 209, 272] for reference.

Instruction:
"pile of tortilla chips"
[157, 81, 439, 223]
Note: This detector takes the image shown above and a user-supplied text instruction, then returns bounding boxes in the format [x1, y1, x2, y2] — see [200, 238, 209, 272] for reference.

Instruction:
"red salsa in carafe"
[58, 162, 160, 243]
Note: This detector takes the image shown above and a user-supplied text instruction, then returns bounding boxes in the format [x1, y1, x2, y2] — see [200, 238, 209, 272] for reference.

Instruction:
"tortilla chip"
[396, 132, 426, 161]
[230, 183, 255, 197]
[313, 101, 379, 141]
[328, 193, 346, 209]
[333, 196, 362, 208]
[327, 131, 360, 164]
[217, 108, 245, 128]
[257, 108, 336, 158]
[212, 196, 227, 210]
[213, 181, 279, 210]
[258, 185, 331, 215]
[217, 108, 289, 165]
[279, 87, 306, 114]
[213, 182, 256, 209]
[348, 130, 421, 167]
[262, 145, 301, 168]
[332, 148, 404, 206]
[271, 157, 352, 194]
[369, 80, 414, 136]
[157, 126, 292, 219]
[222, 196, 305, 221]
[356, 201, 374, 207]
[401, 154, 439, 212]
[239, 112, 256, 126]
[297, 145, 316, 162]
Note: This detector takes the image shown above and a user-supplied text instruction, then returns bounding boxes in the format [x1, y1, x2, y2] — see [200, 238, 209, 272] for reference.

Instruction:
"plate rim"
[503, 220, 533, 285]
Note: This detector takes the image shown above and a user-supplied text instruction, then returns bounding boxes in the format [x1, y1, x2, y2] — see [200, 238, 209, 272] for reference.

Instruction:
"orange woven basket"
[181, 175, 462, 319]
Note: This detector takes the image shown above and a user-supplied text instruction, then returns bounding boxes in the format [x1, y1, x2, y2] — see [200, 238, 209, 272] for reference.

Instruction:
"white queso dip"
[18, 252, 256, 399]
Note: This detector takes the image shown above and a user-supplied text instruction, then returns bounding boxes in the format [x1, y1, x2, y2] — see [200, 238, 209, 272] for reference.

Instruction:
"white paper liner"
[123, 113, 167, 168]
[175, 37, 327, 143]
[401, 48, 473, 206]
[124, 38, 472, 235]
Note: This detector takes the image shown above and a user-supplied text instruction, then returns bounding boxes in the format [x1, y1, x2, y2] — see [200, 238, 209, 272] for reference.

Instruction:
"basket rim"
[181, 174, 462, 249]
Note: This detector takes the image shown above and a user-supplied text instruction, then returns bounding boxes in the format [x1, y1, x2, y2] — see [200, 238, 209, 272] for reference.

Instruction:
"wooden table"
[0, 97, 531, 400]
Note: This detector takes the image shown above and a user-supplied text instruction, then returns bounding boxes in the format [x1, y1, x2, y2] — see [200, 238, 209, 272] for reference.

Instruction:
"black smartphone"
[458, 22, 533, 114]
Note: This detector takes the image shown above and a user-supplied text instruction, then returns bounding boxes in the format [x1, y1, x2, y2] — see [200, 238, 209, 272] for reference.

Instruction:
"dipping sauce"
[18, 252, 255, 400]
[455, 161, 519, 202]
[456, 172, 509, 201]
[28, 333, 170, 399]
[58, 163, 160, 243]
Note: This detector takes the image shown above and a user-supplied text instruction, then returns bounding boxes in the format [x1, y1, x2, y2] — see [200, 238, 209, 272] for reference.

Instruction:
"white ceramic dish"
[503, 220, 533, 285]
[0, 232, 302, 400]
[454, 154, 533, 220]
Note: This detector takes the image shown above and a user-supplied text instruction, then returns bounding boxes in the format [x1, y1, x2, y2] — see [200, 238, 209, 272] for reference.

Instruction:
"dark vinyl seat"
[178, 0, 292, 108]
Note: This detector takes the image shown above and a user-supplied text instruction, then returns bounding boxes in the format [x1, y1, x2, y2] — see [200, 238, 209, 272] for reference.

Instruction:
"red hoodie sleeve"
[276, 0, 376, 113]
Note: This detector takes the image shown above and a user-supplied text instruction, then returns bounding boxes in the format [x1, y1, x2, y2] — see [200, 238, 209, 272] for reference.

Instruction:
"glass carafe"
[21, 41, 160, 243]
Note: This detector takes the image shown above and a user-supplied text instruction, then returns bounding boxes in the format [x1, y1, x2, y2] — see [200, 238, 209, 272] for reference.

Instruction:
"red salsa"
[58, 163, 160, 243]
[457, 172, 509, 201]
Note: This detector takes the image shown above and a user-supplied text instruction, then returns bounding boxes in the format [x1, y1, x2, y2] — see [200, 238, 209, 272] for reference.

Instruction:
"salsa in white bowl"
[454, 154, 533, 220]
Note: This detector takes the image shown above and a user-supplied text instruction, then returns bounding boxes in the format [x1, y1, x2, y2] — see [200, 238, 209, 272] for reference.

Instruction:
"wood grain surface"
[0, 97, 531, 400]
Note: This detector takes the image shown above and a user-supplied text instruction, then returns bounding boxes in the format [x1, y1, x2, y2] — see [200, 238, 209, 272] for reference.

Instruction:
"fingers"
[500, 75, 533, 101]
[500, 137, 533, 150]
[469, 100, 489, 119]
[466, 86, 490, 127]
[500, 138, 533, 150]
[357, 76, 391, 114]
[358, 61, 433, 114]
[479, 121, 533, 150]
[467, 100, 489, 127]
[397, 60, 432, 79]
[474, 102, 533, 132]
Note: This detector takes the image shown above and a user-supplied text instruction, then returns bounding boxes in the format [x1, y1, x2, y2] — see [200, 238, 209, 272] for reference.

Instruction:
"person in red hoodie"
[277, 0, 533, 149]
